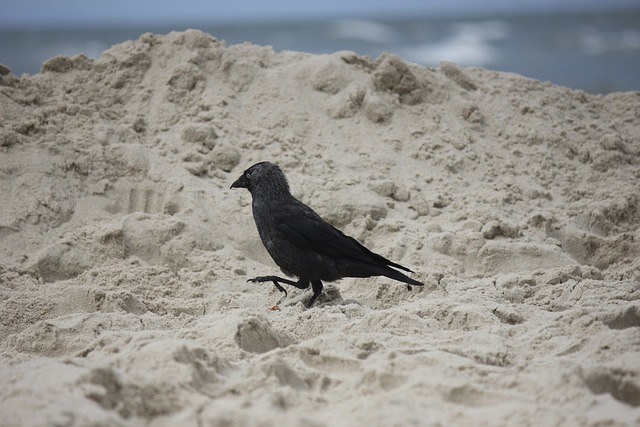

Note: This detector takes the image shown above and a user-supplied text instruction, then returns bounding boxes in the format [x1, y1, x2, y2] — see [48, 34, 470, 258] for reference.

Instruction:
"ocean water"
[1, 10, 639, 94]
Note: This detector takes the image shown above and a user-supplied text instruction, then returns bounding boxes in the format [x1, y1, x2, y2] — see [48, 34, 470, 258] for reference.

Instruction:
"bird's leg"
[248, 276, 310, 297]
[248, 276, 293, 296]
[306, 280, 324, 308]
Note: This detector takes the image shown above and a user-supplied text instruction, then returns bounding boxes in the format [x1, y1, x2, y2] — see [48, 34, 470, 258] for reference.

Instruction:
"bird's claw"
[248, 276, 288, 297]
[272, 282, 288, 296]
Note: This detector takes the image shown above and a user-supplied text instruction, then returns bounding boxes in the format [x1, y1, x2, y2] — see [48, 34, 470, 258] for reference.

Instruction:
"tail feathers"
[337, 259, 424, 287]
[381, 266, 424, 287]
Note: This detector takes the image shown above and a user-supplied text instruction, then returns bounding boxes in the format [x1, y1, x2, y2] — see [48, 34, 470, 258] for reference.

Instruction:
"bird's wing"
[271, 198, 412, 272]
[271, 198, 342, 247]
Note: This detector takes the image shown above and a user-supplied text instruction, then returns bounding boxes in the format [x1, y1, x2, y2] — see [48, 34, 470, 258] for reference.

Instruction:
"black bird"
[231, 161, 424, 308]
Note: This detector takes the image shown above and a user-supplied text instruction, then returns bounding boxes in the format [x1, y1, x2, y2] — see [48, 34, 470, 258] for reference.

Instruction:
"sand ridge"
[1, 29, 639, 426]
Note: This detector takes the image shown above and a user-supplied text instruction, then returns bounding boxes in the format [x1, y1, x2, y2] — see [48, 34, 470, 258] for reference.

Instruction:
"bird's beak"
[230, 175, 248, 189]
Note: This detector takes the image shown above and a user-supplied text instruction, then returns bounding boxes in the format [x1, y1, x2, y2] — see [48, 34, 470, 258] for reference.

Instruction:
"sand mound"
[1, 30, 639, 426]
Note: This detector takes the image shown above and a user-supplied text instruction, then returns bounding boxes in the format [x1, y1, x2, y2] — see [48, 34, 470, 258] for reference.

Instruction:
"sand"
[1, 29, 639, 426]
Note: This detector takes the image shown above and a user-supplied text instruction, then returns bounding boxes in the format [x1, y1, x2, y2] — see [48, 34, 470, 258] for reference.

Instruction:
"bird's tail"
[379, 265, 424, 287]
[337, 260, 424, 287]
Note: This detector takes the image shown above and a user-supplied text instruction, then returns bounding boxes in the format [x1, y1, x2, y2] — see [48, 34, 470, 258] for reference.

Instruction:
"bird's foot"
[247, 276, 273, 283]
[248, 276, 313, 307]
[247, 276, 292, 296]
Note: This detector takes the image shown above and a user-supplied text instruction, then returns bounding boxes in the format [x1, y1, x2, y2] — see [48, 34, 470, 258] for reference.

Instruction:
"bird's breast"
[264, 238, 275, 251]
[251, 199, 277, 252]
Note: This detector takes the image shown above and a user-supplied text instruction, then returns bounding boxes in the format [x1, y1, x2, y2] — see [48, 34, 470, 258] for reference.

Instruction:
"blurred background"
[1, 0, 639, 93]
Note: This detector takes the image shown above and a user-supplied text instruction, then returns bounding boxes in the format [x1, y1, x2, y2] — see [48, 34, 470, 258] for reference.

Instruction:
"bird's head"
[230, 161, 290, 196]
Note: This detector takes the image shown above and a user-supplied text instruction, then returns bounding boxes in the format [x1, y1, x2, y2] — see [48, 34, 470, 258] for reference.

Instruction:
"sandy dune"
[1, 30, 639, 426]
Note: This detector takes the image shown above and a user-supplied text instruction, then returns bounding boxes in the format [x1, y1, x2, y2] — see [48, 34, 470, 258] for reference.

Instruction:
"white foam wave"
[580, 27, 640, 55]
[327, 19, 399, 44]
[400, 20, 509, 67]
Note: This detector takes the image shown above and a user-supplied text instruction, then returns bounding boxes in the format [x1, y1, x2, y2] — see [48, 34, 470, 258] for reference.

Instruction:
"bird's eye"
[246, 173, 251, 179]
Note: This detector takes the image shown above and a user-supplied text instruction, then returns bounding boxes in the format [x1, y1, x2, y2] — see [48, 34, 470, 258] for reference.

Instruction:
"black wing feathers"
[271, 198, 413, 273]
